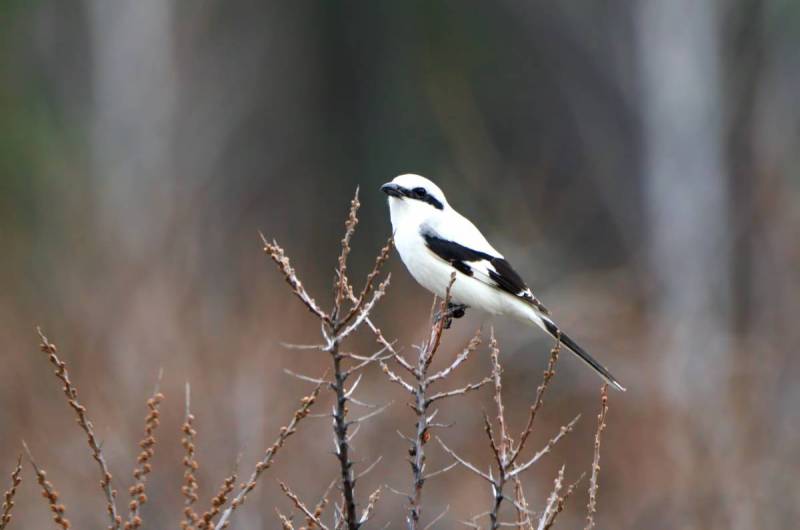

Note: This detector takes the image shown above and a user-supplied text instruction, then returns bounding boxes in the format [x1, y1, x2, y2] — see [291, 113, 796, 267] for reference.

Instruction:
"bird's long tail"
[533, 315, 626, 392]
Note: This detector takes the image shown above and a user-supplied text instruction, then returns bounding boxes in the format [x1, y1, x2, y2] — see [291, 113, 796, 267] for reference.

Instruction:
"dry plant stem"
[509, 337, 561, 468]
[334, 189, 360, 317]
[407, 281, 453, 529]
[181, 383, 200, 530]
[486, 330, 512, 530]
[36, 328, 121, 530]
[210, 383, 322, 530]
[0, 455, 22, 530]
[22, 441, 70, 529]
[439, 331, 571, 530]
[329, 195, 369, 530]
[260, 234, 331, 324]
[330, 214, 392, 529]
[379, 275, 487, 530]
[584, 384, 609, 530]
[331, 343, 358, 530]
[263, 190, 393, 530]
[126, 376, 165, 530]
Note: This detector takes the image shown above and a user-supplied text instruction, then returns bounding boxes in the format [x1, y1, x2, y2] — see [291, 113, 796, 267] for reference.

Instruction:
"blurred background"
[2, 1, 799, 528]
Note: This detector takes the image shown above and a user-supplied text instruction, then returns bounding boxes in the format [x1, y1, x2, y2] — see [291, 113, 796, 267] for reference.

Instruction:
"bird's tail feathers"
[533, 315, 626, 392]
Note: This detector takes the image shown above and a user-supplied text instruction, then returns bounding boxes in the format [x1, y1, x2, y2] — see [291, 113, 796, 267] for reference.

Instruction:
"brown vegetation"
[9, 192, 612, 529]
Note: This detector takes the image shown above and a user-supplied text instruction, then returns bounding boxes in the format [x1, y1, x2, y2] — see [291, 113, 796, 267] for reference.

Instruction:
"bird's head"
[381, 174, 448, 227]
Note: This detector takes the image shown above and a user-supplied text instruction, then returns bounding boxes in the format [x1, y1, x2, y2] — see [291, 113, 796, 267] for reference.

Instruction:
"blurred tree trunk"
[638, 0, 749, 526]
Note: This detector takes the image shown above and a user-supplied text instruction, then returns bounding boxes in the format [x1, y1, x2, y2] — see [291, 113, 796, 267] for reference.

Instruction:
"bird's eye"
[412, 187, 427, 198]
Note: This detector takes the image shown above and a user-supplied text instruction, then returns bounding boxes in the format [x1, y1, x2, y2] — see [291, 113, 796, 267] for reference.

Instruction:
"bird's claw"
[434, 303, 468, 329]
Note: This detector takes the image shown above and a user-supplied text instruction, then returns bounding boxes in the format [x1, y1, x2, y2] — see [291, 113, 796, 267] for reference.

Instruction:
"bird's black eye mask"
[381, 184, 444, 210]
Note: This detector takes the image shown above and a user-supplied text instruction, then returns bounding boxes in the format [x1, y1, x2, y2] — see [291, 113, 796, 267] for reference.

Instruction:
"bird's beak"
[380, 182, 404, 198]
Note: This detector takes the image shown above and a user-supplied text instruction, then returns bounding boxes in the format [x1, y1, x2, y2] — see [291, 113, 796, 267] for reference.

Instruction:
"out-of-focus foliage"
[1, 1, 799, 528]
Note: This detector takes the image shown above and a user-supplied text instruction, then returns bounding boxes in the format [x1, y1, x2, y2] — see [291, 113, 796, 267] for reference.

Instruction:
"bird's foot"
[435, 303, 468, 329]
[447, 302, 467, 320]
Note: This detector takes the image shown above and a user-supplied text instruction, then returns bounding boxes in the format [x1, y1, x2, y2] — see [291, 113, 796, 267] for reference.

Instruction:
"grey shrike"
[381, 173, 625, 392]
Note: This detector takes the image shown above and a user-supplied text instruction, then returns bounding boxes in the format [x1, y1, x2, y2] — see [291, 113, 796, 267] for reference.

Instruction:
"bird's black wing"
[421, 229, 550, 314]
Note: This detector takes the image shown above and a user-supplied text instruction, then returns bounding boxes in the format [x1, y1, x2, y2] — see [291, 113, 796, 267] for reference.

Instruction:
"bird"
[381, 173, 625, 391]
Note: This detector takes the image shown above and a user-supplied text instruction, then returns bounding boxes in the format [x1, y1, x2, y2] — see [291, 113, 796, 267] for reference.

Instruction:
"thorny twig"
[261, 188, 393, 530]
[36, 328, 121, 529]
[439, 331, 577, 530]
[379, 274, 487, 529]
[584, 384, 609, 530]
[509, 337, 562, 468]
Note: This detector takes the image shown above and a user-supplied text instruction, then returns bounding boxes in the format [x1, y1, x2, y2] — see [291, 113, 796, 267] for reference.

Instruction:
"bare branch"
[381, 363, 415, 393]
[349, 401, 393, 426]
[35, 328, 121, 529]
[584, 385, 609, 530]
[284, 368, 329, 386]
[335, 275, 391, 342]
[509, 337, 562, 468]
[260, 233, 331, 323]
[343, 374, 363, 398]
[436, 437, 493, 484]
[509, 415, 580, 478]
[356, 456, 383, 480]
[422, 462, 457, 481]
[488, 330, 510, 465]
[427, 377, 491, 404]
[384, 484, 411, 499]
[334, 188, 361, 316]
[341, 237, 394, 328]
[426, 330, 482, 384]
[280, 342, 326, 351]
[343, 345, 392, 376]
